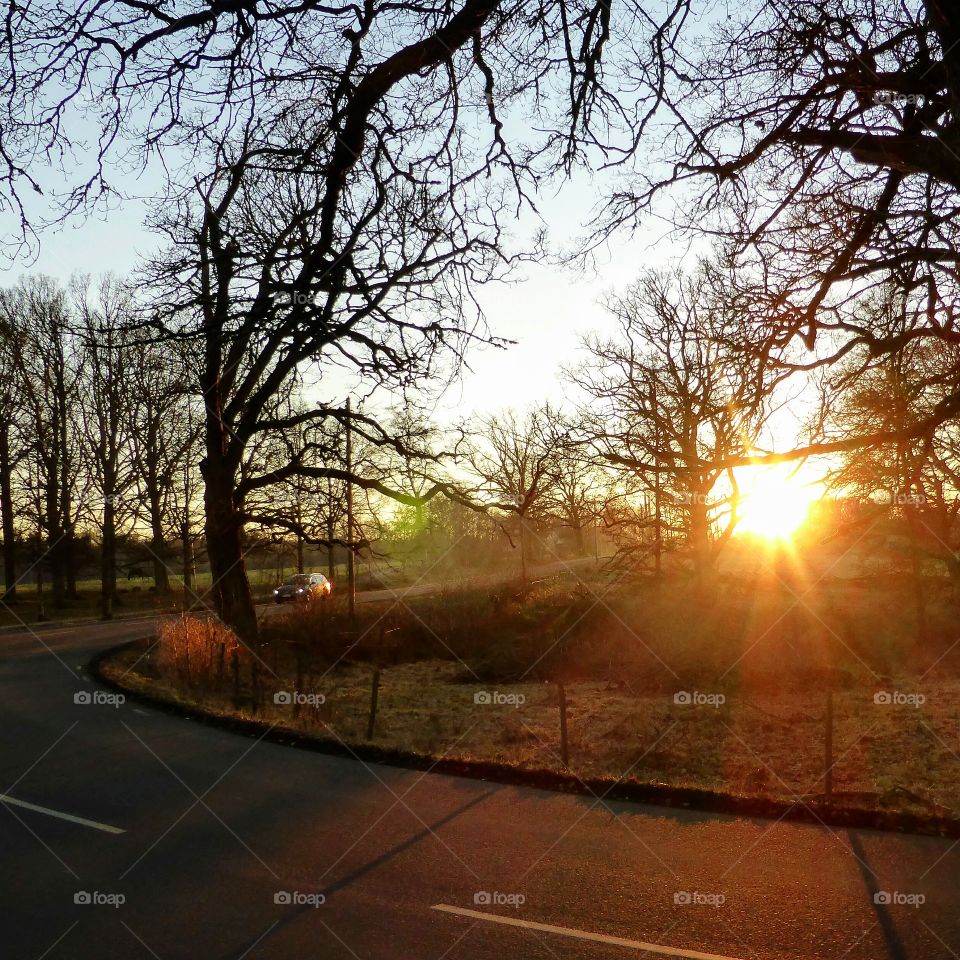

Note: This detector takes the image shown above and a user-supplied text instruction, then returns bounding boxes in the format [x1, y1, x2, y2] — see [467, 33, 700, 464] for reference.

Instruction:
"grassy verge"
[0, 590, 183, 628]
[96, 570, 960, 827]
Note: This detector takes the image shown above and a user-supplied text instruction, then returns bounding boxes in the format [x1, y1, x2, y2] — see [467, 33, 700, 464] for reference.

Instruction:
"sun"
[734, 464, 823, 541]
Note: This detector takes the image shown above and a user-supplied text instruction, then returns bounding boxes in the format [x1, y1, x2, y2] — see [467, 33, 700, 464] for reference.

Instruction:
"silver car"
[273, 573, 332, 603]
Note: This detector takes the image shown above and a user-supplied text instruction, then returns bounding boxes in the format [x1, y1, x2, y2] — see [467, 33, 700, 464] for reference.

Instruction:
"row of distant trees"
[10, 259, 960, 615]
[0, 260, 785, 611]
[458, 270, 960, 588]
[0, 275, 198, 610]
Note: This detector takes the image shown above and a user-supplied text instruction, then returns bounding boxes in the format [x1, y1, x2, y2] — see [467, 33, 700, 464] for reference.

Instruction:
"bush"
[156, 616, 241, 691]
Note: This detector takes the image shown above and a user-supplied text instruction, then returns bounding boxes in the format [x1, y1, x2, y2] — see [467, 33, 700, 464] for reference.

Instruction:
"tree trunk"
[45, 474, 64, 606]
[947, 552, 960, 605]
[688, 495, 713, 587]
[63, 521, 77, 600]
[519, 514, 528, 584]
[573, 521, 585, 557]
[905, 501, 927, 639]
[101, 497, 116, 618]
[182, 521, 194, 592]
[182, 459, 194, 591]
[150, 490, 170, 594]
[58, 394, 78, 601]
[35, 530, 47, 620]
[326, 479, 335, 581]
[0, 419, 17, 602]
[201, 452, 257, 641]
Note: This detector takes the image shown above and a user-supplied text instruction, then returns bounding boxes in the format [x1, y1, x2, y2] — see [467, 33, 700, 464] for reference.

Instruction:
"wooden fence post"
[232, 650, 241, 707]
[367, 667, 381, 740]
[251, 660, 261, 714]
[558, 682, 569, 767]
[824, 688, 834, 799]
[294, 642, 305, 720]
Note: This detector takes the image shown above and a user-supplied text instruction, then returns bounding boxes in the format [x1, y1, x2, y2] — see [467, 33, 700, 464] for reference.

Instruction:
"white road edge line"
[0, 794, 125, 835]
[431, 905, 745, 960]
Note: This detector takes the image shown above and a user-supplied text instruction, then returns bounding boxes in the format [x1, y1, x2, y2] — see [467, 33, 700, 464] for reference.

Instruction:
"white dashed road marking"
[0, 793, 125, 834]
[431, 904, 745, 960]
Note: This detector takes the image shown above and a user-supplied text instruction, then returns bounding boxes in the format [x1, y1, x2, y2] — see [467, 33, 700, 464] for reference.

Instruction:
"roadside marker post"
[824, 688, 833, 799]
[367, 667, 381, 740]
[558, 682, 569, 767]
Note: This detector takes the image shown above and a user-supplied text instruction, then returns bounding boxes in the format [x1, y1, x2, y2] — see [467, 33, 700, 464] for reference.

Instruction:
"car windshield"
[284, 575, 310, 586]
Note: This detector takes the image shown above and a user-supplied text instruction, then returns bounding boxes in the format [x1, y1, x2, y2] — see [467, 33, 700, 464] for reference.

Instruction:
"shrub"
[156, 616, 241, 691]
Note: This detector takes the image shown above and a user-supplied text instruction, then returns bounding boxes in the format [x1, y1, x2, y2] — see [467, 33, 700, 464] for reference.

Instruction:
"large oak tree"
[600, 0, 960, 455]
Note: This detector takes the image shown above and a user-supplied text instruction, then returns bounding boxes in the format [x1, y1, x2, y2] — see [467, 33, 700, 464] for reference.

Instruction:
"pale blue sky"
[2, 164, 678, 421]
[1, 161, 825, 521]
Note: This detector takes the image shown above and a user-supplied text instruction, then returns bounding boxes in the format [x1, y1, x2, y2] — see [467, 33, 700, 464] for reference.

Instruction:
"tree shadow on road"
[217, 787, 496, 960]
[848, 830, 908, 960]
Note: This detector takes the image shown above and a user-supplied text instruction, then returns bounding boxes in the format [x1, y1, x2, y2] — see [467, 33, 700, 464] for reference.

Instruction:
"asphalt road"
[3, 615, 959, 960]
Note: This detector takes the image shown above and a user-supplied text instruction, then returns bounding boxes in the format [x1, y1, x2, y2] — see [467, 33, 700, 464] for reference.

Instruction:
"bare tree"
[4, 0, 684, 639]
[0, 296, 26, 601]
[168, 400, 203, 592]
[127, 342, 195, 595]
[1, 0, 675, 244]
[820, 285, 960, 613]
[573, 265, 789, 576]
[595, 0, 960, 456]
[240, 389, 340, 576]
[75, 275, 139, 616]
[466, 406, 566, 582]
[138, 20, 526, 639]
[5, 277, 86, 605]
[545, 446, 607, 558]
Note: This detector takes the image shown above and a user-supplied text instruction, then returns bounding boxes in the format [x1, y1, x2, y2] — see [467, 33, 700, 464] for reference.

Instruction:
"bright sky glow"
[734, 463, 826, 540]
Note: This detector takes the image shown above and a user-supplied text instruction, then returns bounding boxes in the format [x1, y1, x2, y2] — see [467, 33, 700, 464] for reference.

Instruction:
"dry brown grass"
[100, 562, 960, 819]
[155, 615, 242, 690]
[104, 600, 960, 817]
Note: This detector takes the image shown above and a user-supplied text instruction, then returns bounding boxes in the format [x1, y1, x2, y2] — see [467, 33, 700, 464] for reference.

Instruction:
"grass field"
[102, 649, 960, 816]
[0, 565, 353, 628]
[100, 564, 960, 818]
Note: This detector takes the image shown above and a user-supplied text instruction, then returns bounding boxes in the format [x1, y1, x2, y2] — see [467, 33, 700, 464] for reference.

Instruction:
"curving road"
[3, 615, 959, 960]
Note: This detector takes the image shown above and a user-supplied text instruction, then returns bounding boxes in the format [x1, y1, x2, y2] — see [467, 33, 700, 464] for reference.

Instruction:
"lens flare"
[735, 464, 822, 540]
